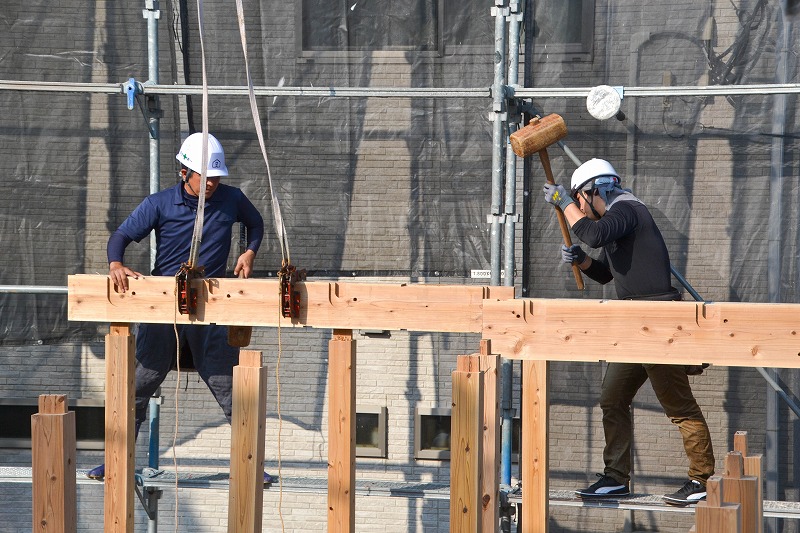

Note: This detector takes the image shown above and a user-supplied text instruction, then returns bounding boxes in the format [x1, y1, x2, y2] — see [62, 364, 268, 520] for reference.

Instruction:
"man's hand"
[561, 244, 586, 265]
[543, 183, 574, 211]
[233, 249, 256, 278]
[108, 261, 143, 293]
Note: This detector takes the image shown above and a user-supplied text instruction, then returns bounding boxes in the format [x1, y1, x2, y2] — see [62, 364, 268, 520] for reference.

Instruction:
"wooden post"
[722, 452, 760, 533]
[451, 367, 484, 532]
[733, 431, 764, 533]
[104, 323, 135, 533]
[456, 341, 500, 533]
[695, 476, 741, 532]
[328, 329, 356, 533]
[31, 394, 76, 533]
[228, 350, 267, 533]
[521, 360, 549, 533]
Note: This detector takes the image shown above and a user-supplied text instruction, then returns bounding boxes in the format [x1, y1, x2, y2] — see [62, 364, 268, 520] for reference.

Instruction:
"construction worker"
[543, 158, 715, 505]
[87, 132, 274, 484]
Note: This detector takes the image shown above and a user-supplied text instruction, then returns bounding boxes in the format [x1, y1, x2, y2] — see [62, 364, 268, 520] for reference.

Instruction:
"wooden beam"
[483, 298, 800, 368]
[104, 324, 135, 533]
[450, 369, 484, 533]
[522, 360, 549, 533]
[695, 477, 742, 533]
[68, 275, 513, 333]
[31, 394, 76, 533]
[328, 330, 356, 533]
[228, 351, 267, 533]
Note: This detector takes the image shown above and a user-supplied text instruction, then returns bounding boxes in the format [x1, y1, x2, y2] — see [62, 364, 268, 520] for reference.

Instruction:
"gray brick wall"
[2, 1, 800, 532]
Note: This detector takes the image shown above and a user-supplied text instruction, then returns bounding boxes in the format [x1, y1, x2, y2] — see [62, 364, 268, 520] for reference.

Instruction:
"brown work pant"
[600, 363, 715, 485]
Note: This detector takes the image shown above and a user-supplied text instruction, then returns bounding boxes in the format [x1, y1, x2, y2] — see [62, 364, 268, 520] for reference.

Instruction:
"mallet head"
[509, 114, 568, 158]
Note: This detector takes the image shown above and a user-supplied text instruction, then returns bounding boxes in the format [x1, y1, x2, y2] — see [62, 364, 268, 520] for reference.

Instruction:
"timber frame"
[67, 274, 800, 533]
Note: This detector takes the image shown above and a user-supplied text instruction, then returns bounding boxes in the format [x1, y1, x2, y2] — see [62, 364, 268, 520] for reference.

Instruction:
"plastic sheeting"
[0, 0, 798, 346]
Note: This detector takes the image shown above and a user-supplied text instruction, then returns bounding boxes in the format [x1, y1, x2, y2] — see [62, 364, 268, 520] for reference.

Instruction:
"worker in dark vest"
[543, 158, 715, 505]
[87, 132, 272, 484]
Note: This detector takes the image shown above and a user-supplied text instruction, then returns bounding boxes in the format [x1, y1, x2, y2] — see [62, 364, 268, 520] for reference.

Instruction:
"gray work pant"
[134, 323, 240, 428]
[600, 363, 715, 485]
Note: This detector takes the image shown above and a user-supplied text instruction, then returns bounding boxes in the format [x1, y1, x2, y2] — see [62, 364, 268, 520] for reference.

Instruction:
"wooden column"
[104, 323, 135, 533]
[456, 340, 500, 532]
[721, 452, 760, 533]
[328, 329, 356, 533]
[695, 476, 741, 532]
[31, 394, 76, 533]
[228, 350, 267, 533]
[733, 431, 764, 533]
[521, 360, 549, 533]
[450, 366, 484, 532]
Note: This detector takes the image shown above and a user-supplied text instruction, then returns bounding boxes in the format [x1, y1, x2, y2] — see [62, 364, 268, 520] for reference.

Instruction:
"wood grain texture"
[450, 370, 483, 533]
[483, 298, 800, 367]
[227, 350, 267, 533]
[68, 275, 512, 333]
[522, 360, 549, 533]
[328, 331, 355, 533]
[32, 396, 76, 533]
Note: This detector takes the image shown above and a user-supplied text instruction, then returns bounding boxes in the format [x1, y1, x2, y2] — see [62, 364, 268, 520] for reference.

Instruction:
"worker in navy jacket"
[88, 132, 272, 483]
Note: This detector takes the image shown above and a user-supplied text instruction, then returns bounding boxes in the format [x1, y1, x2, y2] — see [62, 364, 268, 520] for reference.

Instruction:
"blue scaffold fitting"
[123, 77, 142, 110]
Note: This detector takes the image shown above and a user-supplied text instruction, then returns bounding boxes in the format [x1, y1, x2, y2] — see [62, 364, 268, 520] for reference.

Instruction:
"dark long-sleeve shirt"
[572, 199, 674, 300]
[107, 183, 264, 278]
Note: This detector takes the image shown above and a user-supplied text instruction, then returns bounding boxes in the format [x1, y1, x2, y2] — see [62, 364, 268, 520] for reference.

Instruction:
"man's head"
[570, 158, 620, 220]
[176, 132, 228, 177]
[176, 133, 227, 199]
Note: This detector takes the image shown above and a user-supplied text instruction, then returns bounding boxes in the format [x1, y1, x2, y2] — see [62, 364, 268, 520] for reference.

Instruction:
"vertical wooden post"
[31, 394, 76, 533]
[228, 350, 267, 533]
[104, 323, 135, 533]
[734, 431, 764, 533]
[456, 341, 500, 533]
[521, 360, 549, 533]
[328, 329, 356, 533]
[722, 452, 759, 533]
[451, 367, 484, 532]
[695, 476, 741, 532]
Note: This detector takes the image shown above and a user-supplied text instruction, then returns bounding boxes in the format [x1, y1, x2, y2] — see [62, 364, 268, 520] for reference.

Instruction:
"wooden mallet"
[510, 114, 584, 290]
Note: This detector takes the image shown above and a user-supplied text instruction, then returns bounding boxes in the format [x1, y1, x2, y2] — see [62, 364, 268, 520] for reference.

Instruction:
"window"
[0, 398, 104, 450]
[298, 0, 442, 58]
[296, 1, 493, 60]
[414, 407, 451, 460]
[533, 0, 595, 60]
[356, 406, 387, 458]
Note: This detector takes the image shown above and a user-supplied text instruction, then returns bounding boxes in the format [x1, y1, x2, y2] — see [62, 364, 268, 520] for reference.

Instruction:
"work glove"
[543, 183, 574, 211]
[561, 244, 586, 265]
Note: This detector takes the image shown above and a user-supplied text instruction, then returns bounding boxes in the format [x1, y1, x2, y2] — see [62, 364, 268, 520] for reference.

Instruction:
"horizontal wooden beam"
[68, 275, 513, 333]
[482, 298, 800, 368]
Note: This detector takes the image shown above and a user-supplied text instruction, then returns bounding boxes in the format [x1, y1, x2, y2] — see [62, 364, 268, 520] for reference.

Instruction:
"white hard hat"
[570, 158, 619, 194]
[176, 132, 228, 177]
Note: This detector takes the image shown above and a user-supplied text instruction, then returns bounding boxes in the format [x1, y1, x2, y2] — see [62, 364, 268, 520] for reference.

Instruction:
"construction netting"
[1, 0, 799, 345]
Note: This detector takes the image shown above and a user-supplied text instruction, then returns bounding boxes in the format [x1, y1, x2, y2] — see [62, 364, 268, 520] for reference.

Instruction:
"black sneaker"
[663, 479, 706, 505]
[575, 473, 630, 498]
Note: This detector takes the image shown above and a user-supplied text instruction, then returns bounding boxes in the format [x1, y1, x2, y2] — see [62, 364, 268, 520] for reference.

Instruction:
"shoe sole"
[663, 496, 705, 506]
[575, 491, 631, 498]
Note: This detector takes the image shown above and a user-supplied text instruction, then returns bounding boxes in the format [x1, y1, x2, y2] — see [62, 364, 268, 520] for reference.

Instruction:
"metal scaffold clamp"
[123, 77, 143, 111]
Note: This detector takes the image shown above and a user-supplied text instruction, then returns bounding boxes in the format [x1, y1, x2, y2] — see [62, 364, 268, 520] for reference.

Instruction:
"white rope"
[232, 0, 291, 265]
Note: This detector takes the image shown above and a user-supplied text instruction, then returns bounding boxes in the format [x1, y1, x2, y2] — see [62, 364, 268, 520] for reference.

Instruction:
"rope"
[172, 287, 182, 532]
[232, 0, 291, 266]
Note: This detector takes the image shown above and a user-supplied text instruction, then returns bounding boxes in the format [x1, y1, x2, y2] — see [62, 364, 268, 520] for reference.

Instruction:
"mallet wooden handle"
[539, 149, 584, 290]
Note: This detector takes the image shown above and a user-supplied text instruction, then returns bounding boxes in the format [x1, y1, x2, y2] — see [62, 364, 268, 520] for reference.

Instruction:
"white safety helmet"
[570, 158, 620, 198]
[176, 132, 228, 177]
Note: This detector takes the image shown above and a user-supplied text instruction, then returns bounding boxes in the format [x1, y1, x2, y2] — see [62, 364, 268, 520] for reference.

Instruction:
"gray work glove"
[561, 244, 586, 265]
[543, 183, 574, 211]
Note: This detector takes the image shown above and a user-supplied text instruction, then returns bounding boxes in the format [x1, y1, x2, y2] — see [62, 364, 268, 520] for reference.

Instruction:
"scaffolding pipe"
[3, 80, 800, 98]
[490, 0, 509, 287]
